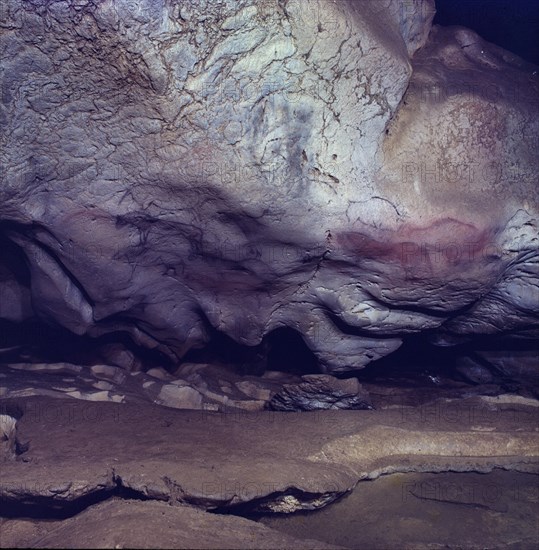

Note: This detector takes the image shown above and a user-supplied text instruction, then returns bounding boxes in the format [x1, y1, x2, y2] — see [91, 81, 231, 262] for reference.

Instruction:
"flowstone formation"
[1, 0, 538, 374]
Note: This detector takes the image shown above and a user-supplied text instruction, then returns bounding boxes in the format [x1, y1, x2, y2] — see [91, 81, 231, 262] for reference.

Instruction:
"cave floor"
[2, 470, 538, 549]
[1, 391, 538, 549]
[260, 469, 539, 549]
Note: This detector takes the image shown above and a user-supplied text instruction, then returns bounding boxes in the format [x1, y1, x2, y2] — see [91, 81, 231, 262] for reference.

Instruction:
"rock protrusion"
[268, 375, 373, 411]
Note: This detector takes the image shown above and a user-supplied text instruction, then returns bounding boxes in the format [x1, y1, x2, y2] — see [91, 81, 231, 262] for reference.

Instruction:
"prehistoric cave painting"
[0, 0, 537, 374]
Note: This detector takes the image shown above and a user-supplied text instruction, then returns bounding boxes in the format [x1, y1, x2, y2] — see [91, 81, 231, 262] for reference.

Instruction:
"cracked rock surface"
[0, 498, 342, 549]
[0, 394, 537, 548]
[1, 0, 537, 372]
[268, 374, 373, 411]
[260, 469, 539, 549]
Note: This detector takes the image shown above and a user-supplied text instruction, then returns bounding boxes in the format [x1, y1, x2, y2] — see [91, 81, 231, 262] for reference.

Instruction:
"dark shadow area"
[265, 328, 319, 375]
[0, 318, 172, 370]
[210, 487, 346, 517]
[0, 483, 150, 520]
[182, 325, 268, 375]
[182, 326, 319, 376]
[434, 0, 539, 64]
[351, 333, 462, 385]
[349, 332, 539, 397]
[0, 220, 535, 395]
[0, 228, 31, 287]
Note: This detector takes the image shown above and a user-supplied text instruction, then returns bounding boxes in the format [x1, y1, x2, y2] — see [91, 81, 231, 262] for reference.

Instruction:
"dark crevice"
[183, 322, 319, 376]
[0, 228, 31, 287]
[210, 487, 348, 516]
[7, 227, 97, 311]
[347, 331, 538, 395]
[325, 310, 411, 340]
[183, 308, 268, 375]
[361, 286, 486, 319]
[0, 482, 347, 524]
[351, 334, 462, 381]
[0, 477, 151, 520]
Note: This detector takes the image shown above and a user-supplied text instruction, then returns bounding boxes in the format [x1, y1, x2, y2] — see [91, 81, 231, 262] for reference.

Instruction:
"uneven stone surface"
[0, 360, 307, 411]
[268, 374, 373, 411]
[0, 393, 537, 547]
[0, 396, 359, 514]
[1, 4, 537, 547]
[1, 394, 538, 508]
[0, 0, 537, 373]
[0, 498, 341, 549]
[476, 348, 539, 387]
[3, 354, 535, 415]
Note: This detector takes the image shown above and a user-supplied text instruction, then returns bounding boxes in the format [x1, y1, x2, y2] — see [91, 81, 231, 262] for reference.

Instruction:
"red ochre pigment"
[336, 218, 497, 272]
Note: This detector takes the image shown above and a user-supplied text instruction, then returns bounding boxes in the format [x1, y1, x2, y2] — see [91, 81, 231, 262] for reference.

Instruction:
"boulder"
[269, 374, 373, 411]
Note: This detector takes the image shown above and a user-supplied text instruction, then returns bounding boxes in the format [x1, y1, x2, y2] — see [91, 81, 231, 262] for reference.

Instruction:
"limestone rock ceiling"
[0, 0, 538, 372]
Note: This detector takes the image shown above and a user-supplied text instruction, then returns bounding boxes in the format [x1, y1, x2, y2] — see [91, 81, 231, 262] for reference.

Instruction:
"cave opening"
[2, 311, 536, 408]
[182, 326, 318, 376]
[350, 332, 539, 401]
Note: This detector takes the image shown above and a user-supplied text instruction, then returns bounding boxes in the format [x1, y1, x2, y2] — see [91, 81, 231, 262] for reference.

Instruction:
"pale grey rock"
[235, 379, 272, 401]
[0, 359, 297, 412]
[154, 383, 204, 409]
[98, 342, 142, 372]
[146, 366, 174, 381]
[0, 0, 537, 375]
[0, 413, 18, 460]
[7, 362, 83, 375]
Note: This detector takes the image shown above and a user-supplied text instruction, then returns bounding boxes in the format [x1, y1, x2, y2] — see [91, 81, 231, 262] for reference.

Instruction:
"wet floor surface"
[259, 470, 539, 549]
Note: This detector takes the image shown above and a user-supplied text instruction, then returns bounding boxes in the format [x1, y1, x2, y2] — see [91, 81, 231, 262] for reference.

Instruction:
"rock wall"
[1, 0, 537, 372]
